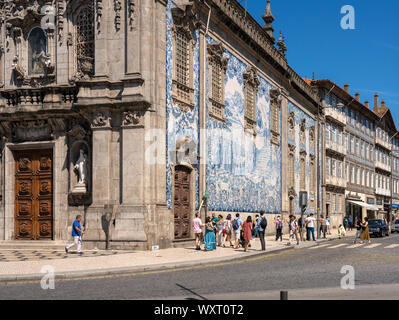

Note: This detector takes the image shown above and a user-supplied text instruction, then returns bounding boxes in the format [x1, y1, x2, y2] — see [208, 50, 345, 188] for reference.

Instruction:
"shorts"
[195, 233, 202, 241]
[234, 230, 241, 239]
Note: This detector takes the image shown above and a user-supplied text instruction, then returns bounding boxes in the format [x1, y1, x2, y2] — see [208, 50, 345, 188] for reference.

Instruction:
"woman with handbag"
[204, 217, 217, 251]
[360, 217, 371, 244]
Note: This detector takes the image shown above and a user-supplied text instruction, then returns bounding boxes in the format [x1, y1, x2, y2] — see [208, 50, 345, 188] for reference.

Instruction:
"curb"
[0, 235, 346, 283]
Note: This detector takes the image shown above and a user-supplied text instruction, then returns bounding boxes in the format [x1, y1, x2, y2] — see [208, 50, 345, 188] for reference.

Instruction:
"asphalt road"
[1, 233, 399, 300]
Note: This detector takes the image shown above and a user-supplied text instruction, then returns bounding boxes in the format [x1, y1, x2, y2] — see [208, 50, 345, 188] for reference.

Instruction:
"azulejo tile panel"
[288, 101, 316, 215]
[205, 36, 282, 214]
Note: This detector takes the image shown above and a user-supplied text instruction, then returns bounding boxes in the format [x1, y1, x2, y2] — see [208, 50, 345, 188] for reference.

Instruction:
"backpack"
[233, 218, 239, 231]
[260, 216, 268, 229]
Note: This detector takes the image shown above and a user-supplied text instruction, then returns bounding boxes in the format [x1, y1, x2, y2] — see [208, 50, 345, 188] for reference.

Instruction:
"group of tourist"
[193, 211, 268, 252]
[193, 211, 373, 252]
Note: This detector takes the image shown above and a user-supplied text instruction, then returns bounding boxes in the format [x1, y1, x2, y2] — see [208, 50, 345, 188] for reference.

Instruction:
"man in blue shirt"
[65, 215, 85, 254]
[257, 210, 267, 251]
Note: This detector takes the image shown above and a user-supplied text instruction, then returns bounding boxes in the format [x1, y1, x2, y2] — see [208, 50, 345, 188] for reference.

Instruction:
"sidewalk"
[0, 230, 356, 282]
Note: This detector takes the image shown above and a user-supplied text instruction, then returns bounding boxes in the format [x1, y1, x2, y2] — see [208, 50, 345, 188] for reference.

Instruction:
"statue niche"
[28, 27, 49, 75]
[70, 142, 90, 196]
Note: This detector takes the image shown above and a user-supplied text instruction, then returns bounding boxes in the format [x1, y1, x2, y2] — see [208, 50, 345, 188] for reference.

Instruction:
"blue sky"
[240, 0, 399, 122]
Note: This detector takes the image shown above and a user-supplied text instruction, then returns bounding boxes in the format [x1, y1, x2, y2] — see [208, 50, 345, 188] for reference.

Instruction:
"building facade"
[309, 79, 398, 228]
[0, 0, 321, 249]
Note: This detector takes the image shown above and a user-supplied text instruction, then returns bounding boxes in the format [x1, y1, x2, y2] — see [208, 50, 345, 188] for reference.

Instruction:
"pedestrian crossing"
[309, 242, 399, 250]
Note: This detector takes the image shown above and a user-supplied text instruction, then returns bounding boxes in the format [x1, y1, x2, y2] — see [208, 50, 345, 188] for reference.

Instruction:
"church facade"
[0, 0, 321, 249]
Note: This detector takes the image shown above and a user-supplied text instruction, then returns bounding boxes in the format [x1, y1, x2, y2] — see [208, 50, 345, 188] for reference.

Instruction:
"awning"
[392, 204, 399, 209]
[347, 200, 379, 211]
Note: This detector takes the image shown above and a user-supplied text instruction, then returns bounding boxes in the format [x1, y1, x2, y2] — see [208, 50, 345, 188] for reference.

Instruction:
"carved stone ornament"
[122, 111, 144, 127]
[114, 0, 122, 31]
[288, 143, 296, 154]
[96, 0, 103, 33]
[171, 3, 200, 34]
[68, 124, 89, 142]
[128, 0, 135, 30]
[288, 187, 296, 198]
[90, 111, 111, 128]
[0, 119, 54, 142]
[57, 0, 65, 44]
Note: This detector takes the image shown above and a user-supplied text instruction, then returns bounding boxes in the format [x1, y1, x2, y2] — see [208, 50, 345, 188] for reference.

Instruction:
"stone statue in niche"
[28, 28, 48, 75]
[73, 148, 88, 194]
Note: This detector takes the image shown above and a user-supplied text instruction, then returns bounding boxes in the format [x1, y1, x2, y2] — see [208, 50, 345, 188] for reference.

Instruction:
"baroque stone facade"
[0, 0, 323, 248]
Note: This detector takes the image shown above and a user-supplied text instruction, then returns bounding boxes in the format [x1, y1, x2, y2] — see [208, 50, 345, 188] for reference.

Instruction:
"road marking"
[384, 244, 399, 249]
[364, 244, 381, 249]
[346, 244, 364, 249]
[308, 244, 330, 250]
[328, 244, 347, 249]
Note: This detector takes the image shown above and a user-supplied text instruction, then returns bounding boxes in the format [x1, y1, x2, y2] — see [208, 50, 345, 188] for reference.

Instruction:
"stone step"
[0, 241, 67, 251]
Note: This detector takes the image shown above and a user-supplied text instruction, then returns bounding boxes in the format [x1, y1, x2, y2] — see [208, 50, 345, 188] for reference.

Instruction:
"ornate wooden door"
[14, 150, 53, 240]
[174, 166, 191, 240]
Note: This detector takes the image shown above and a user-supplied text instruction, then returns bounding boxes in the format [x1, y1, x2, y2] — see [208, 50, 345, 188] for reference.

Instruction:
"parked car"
[392, 220, 399, 233]
[368, 219, 389, 237]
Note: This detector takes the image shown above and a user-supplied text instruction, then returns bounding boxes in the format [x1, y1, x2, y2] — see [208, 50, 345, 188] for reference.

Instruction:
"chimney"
[374, 93, 379, 109]
[381, 100, 386, 108]
[365, 101, 369, 109]
[344, 84, 349, 93]
[355, 93, 360, 101]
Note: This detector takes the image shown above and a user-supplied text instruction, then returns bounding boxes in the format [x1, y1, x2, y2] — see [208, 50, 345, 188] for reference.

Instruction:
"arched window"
[28, 27, 47, 75]
[76, 3, 95, 76]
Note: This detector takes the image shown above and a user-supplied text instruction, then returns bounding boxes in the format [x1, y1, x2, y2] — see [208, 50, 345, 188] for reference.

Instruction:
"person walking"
[193, 213, 204, 251]
[242, 216, 253, 252]
[224, 214, 233, 247]
[360, 217, 371, 244]
[326, 216, 331, 235]
[338, 224, 346, 239]
[305, 213, 316, 241]
[288, 215, 300, 246]
[257, 210, 267, 251]
[353, 218, 363, 244]
[319, 215, 327, 239]
[343, 217, 349, 231]
[65, 215, 85, 255]
[298, 216, 305, 241]
[253, 214, 260, 238]
[233, 214, 243, 249]
[348, 216, 353, 231]
[204, 217, 216, 251]
[275, 216, 283, 242]
[215, 215, 225, 247]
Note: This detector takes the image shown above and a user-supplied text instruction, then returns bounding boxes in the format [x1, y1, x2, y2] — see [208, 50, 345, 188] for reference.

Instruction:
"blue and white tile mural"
[166, 1, 200, 210]
[166, 1, 317, 215]
[288, 101, 316, 215]
[205, 36, 282, 214]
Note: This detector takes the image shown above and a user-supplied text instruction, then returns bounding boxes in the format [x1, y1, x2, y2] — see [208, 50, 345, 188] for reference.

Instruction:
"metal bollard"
[280, 291, 288, 300]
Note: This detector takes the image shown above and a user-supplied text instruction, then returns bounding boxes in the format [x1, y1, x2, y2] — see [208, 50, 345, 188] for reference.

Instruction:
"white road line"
[346, 244, 364, 249]
[384, 244, 399, 249]
[364, 244, 382, 249]
[308, 244, 330, 250]
[328, 244, 347, 249]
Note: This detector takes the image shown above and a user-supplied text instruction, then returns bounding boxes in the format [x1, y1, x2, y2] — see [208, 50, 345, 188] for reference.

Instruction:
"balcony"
[326, 140, 346, 156]
[375, 137, 392, 151]
[375, 161, 391, 172]
[375, 187, 391, 197]
[325, 108, 346, 126]
[326, 175, 347, 188]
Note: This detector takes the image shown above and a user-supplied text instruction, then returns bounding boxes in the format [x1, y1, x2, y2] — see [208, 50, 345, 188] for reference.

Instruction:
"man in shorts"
[193, 213, 204, 250]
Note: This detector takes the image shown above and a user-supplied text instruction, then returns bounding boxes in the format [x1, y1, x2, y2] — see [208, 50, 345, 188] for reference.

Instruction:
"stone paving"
[0, 230, 356, 280]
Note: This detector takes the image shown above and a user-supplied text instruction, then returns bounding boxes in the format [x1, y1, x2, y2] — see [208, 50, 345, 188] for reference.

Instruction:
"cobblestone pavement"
[0, 250, 130, 262]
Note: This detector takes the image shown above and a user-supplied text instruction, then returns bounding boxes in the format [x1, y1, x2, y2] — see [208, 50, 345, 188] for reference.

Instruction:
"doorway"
[14, 149, 53, 240]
